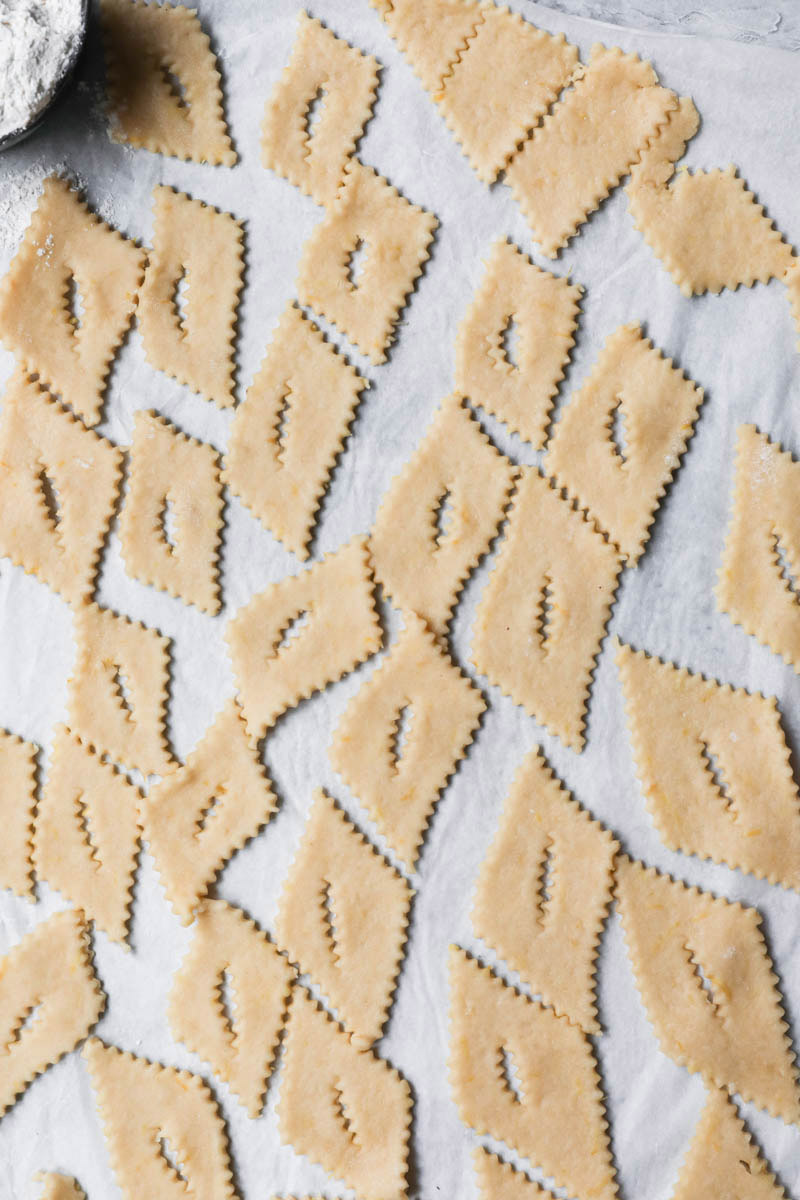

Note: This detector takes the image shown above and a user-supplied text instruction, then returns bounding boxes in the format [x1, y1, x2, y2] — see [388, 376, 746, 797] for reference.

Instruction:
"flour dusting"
[0, 0, 84, 139]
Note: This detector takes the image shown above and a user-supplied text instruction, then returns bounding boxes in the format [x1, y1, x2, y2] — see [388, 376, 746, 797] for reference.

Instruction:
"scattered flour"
[0, 0, 85, 140]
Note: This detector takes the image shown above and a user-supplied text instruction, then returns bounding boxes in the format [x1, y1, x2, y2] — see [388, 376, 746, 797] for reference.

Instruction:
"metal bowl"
[0, 0, 91, 153]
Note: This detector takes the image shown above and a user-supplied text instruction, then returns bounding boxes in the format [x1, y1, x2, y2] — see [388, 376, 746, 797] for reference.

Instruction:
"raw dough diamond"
[448, 947, 617, 1200]
[277, 988, 411, 1200]
[138, 186, 243, 408]
[0, 910, 104, 1116]
[296, 159, 437, 364]
[716, 425, 800, 671]
[473, 747, 618, 1033]
[119, 409, 223, 614]
[100, 0, 235, 165]
[330, 610, 485, 867]
[144, 700, 277, 923]
[168, 900, 293, 1116]
[275, 790, 411, 1044]
[616, 855, 800, 1125]
[470, 467, 620, 750]
[262, 11, 379, 205]
[370, 396, 516, 636]
[0, 372, 122, 602]
[0, 176, 144, 426]
[83, 1037, 237, 1200]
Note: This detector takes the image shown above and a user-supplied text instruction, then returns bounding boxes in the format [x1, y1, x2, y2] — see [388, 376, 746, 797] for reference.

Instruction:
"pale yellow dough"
[138, 186, 244, 408]
[470, 467, 621, 750]
[224, 304, 366, 560]
[616, 639, 800, 889]
[448, 947, 617, 1200]
[381, 0, 485, 96]
[0, 728, 37, 899]
[786, 259, 800, 348]
[0, 176, 145, 427]
[716, 425, 800, 671]
[35, 726, 141, 943]
[370, 395, 516, 635]
[226, 535, 381, 738]
[670, 1087, 787, 1200]
[168, 900, 294, 1117]
[262, 11, 379, 205]
[472, 747, 618, 1033]
[454, 239, 581, 447]
[35, 1174, 86, 1200]
[615, 856, 800, 1125]
[277, 988, 411, 1200]
[83, 1037, 237, 1200]
[67, 603, 173, 777]
[0, 371, 122, 603]
[545, 322, 704, 564]
[0, 910, 104, 1116]
[628, 97, 794, 295]
[275, 790, 412, 1045]
[329, 610, 485, 867]
[144, 700, 277, 923]
[439, 6, 578, 183]
[506, 44, 677, 257]
[473, 1147, 554, 1198]
[100, 0, 236, 165]
[119, 409, 223, 614]
[296, 159, 438, 364]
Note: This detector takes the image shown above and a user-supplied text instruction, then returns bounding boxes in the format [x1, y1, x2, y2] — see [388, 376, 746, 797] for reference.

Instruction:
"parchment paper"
[0, 2, 799, 1197]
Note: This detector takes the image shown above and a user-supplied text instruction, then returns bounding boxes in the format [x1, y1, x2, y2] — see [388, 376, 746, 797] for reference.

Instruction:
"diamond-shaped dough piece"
[628, 98, 793, 296]
[473, 1147, 555, 1199]
[471, 467, 621, 750]
[448, 947, 617, 1200]
[262, 12, 379, 205]
[455, 239, 581, 447]
[138, 186, 244, 409]
[83, 1038, 237, 1200]
[382, 0, 485, 96]
[506, 44, 677, 257]
[370, 396, 516, 635]
[35, 1174, 86, 1200]
[277, 988, 411, 1200]
[144, 700, 277, 923]
[119, 409, 223, 614]
[168, 900, 294, 1117]
[296, 159, 438, 364]
[545, 322, 704, 564]
[224, 304, 366, 560]
[439, 6, 578, 183]
[473, 747, 617, 1033]
[716, 425, 800, 671]
[0, 909, 104, 1116]
[671, 1087, 788, 1200]
[615, 856, 800, 1125]
[226, 535, 381, 738]
[67, 603, 173, 777]
[616, 639, 800, 889]
[0, 372, 122, 603]
[35, 726, 142, 943]
[0, 176, 145, 426]
[99, 0, 235, 165]
[275, 790, 412, 1045]
[330, 611, 485, 867]
[0, 729, 37, 899]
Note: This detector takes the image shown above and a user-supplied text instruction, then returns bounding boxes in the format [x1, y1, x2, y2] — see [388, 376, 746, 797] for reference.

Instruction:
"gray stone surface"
[531, 0, 800, 50]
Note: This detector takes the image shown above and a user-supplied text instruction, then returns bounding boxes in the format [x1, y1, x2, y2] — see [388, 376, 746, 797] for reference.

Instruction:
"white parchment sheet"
[0, 1, 799, 1197]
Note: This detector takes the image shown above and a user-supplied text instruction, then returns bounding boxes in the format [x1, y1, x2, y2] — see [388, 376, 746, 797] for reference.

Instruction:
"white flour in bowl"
[0, 0, 84, 139]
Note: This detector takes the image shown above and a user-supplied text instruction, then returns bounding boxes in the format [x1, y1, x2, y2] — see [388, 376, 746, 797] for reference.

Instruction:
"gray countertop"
[534, 0, 800, 49]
